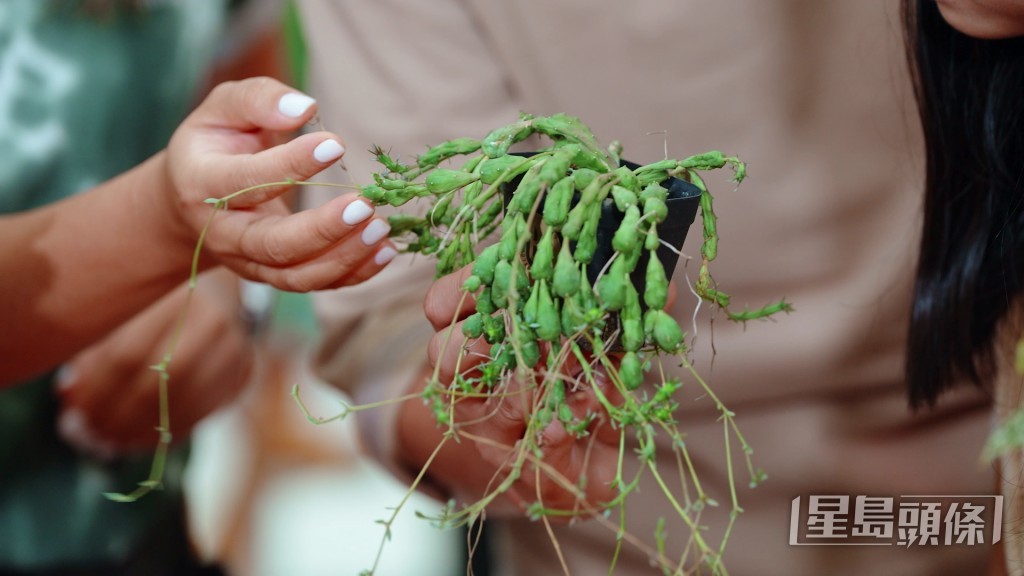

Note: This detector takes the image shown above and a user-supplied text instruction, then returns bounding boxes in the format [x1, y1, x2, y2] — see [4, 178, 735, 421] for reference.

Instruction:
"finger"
[424, 264, 477, 330]
[215, 193, 379, 268]
[165, 305, 250, 419]
[534, 417, 619, 510]
[59, 344, 162, 455]
[60, 321, 165, 427]
[548, 355, 622, 446]
[99, 357, 194, 450]
[56, 285, 191, 451]
[537, 435, 619, 510]
[56, 364, 126, 459]
[98, 360, 164, 449]
[477, 382, 531, 442]
[236, 242, 388, 292]
[427, 321, 491, 384]
[159, 319, 251, 442]
[666, 279, 678, 310]
[232, 220, 396, 292]
[573, 367, 623, 446]
[56, 403, 120, 460]
[102, 305, 250, 449]
[189, 77, 319, 133]
[80, 311, 180, 448]
[323, 244, 399, 290]
[213, 131, 347, 208]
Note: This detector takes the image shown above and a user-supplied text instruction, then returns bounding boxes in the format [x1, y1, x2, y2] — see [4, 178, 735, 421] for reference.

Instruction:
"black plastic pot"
[503, 155, 702, 305]
[590, 159, 700, 307]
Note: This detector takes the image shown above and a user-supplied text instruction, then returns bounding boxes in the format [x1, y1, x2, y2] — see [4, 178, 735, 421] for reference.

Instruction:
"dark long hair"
[903, 0, 1024, 408]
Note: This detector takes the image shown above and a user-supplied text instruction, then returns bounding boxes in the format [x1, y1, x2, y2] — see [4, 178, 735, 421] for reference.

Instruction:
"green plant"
[983, 337, 1024, 462]
[321, 113, 789, 574]
[111, 112, 790, 575]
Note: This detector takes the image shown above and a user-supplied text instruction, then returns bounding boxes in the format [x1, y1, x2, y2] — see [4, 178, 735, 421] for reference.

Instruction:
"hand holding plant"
[326, 113, 791, 573]
[116, 110, 789, 574]
[163, 76, 396, 291]
[95, 77, 398, 501]
[420, 265, 626, 516]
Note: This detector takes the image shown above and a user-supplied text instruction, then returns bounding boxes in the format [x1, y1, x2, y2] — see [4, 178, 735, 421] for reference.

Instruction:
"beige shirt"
[297, 1, 994, 574]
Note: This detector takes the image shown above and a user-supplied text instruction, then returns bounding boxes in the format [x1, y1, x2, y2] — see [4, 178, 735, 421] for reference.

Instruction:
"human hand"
[420, 266, 624, 517]
[55, 273, 252, 457]
[163, 76, 396, 292]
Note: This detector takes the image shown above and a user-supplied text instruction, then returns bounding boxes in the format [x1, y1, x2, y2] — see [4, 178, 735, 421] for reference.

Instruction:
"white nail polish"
[57, 408, 117, 461]
[375, 246, 398, 265]
[342, 200, 373, 225]
[55, 364, 76, 391]
[313, 139, 345, 163]
[361, 219, 391, 245]
[278, 92, 316, 118]
[57, 407, 86, 441]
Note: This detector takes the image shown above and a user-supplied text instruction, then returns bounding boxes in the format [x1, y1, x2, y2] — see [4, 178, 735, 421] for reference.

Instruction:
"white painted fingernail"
[278, 92, 316, 118]
[57, 407, 86, 441]
[375, 246, 398, 265]
[57, 408, 117, 461]
[342, 200, 373, 225]
[313, 139, 345, 163]
[361, 219, 391, 245]
[55, 364, 76, 392]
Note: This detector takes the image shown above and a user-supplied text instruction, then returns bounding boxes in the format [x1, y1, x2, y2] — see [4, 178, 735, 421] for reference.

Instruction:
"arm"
[0, 153, 196, 384]
[0, 77, 395, 385]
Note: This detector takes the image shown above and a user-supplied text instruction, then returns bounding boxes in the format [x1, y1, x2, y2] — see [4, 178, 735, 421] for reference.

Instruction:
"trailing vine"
[110, 112, 791, 575]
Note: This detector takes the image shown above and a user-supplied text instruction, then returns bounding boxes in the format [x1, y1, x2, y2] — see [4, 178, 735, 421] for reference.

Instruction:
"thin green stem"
[364, 434, 452, 575]
[103, 203, 219, 502]
[106, 180, 362, 502]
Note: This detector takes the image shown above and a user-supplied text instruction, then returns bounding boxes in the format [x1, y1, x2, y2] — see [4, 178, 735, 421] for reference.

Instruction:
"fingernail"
[313, 139, 345, 163]
[361, 219, 391, 245]
[342, 200, 373, 225]
[375, 246, 398, 265]
[55, 364, 77, 392]
[278, 92, 316, 118]
[57, 408, 117, 461]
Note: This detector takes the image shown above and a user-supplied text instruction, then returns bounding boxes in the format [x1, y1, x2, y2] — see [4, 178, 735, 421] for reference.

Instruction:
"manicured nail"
[55, 364, 76, 392]
[57, 408, 117, 461]
[375, 246, 398, 265]
[342, 200, 373, 225]
[278, 92, 316, 118]
[361, 219, 391, 245]
[313, 139, 345, 163]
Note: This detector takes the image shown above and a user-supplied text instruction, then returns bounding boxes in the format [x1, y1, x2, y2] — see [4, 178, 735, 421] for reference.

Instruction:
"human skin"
[0, 77, 395, 386]
[55, 270, 252, 456]
[49, 20, 290, 457]
[924, 3, 1023, 575]
[400, 264, 623, 517]
[398, 266, 677, 518]
[936, 0, 1024, 38]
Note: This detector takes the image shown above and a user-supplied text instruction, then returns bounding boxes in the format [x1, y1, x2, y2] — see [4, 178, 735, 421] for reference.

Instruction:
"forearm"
[0, 151, 200, 385]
